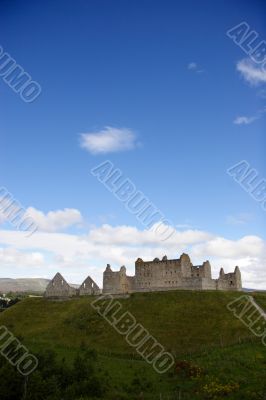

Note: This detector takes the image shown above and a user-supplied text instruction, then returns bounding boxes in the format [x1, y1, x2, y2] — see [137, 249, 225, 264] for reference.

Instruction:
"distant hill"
[0, 278, 50, 293]
[0, 278, 80, 293]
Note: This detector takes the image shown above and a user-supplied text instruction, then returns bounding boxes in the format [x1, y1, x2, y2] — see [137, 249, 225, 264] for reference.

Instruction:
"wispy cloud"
[236, 58, 266, 86]
[257, 89, 266, 99]
[226, 213, 253, 225]
[187, 62, 204, 73]
[233, 115, 258, 125]
[233, 107, 266, 125]
[234, 59, 266, 124]
[80, 126, 138, 154]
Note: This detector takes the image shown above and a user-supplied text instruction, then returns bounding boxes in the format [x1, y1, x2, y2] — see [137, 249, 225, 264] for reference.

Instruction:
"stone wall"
[45, 273, 101, 298]
[44, 273, 77, 298]
[135, 256, 182, 290]
[201, 278, 217, 290]
[45, 254, 243, 298]
[103, 265, 135, 294]
[102, 254, 242, 294]
[217, 266, 242, 291]
[79, 276, 101, 296]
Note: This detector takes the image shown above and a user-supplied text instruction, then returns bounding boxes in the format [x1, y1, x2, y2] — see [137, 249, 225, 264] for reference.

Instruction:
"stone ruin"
[44, 272, 100, 299]
[103, 253, 242, 294]
[44, 253, 242, 298]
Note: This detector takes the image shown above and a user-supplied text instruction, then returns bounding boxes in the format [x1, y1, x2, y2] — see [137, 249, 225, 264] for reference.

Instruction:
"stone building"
[102, 253, 242, 294]
[79, 276, 101, 296]
[44, 273, 77, 298]
[45, 253, 242, 298]
[44, 273, 100, 298]
[103, 264, 135, 295]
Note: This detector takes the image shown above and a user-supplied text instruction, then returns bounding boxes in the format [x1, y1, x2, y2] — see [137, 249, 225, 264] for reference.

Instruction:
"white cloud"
[236, 58, 266, 86]
[191, 235, 265, 259]
[233, 115, 258, 125]
[80, 126, 138, 154]
[187, 62, 204, 73]
[86, 223, 213, 247]
[233, 107, 266, 125]
[26, 207, 83, 232]
[0, 247, 45, 268]
[188, 62, 197, 70]
[0, 223, 265, 289]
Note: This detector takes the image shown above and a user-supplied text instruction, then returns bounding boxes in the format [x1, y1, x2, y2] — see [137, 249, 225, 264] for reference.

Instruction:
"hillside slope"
[0, 290, 265, 399]
[0, 290, 265, 355]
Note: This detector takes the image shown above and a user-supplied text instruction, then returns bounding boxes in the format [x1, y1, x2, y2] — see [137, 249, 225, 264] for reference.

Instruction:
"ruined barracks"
[103, 253, 242, 294]
[44, 272, 101, 298]
[44, 253, 242, 298]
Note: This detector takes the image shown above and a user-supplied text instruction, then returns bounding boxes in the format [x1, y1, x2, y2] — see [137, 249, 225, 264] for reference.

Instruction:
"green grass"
[0, 290, 265, 399]
[0, 290, 261, 355]
[253, 291, 266, 311]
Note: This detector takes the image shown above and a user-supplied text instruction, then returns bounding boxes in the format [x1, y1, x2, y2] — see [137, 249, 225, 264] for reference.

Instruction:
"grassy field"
[0, 290, 265, 399]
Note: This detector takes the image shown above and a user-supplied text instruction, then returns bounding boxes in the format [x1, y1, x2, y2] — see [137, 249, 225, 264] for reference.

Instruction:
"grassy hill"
[0, 290, 266, 399]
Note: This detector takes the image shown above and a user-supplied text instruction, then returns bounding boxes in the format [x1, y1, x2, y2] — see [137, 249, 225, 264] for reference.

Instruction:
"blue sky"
[0, 0, 266, 288]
